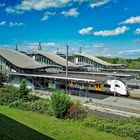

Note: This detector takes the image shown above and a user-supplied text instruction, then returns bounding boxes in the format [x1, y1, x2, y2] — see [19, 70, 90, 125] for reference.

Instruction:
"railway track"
[70, 90, 140, 101]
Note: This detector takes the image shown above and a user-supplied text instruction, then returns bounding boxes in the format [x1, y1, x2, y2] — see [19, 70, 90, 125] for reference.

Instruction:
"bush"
[9, 99, 52, 115]
[9, 100, 31, 111]
[50, 90, 71, 118]
[19, 79, 29, 98]
[65, 100, 87, 120]
[0, 85, 19, 105]
[83, 116, 140, 140]
[30, 99, 52, 114]
[0, 85, 19, 94]
[0, 72, 6, 85]
[26, 94, 40, 102]
[0, 85, 38, 105]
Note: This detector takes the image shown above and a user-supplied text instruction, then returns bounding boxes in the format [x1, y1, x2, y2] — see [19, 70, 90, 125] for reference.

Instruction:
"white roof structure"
[32, 51, 79, 68]
[0, 48, 45, 69]
[8, 72, 96, 83]
[75, 52, 124, 67]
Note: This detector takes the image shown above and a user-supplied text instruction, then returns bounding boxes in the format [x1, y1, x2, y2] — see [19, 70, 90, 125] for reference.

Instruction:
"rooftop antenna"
[66, 45, 69, 92]
[38, 42, 42, 51]
[15, 44, 18, 51]
[79, 46, 82, 53]
[56, 48, 59, 54]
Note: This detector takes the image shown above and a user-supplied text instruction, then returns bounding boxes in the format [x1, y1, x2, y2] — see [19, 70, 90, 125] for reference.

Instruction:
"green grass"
[0, 106, 132, 140]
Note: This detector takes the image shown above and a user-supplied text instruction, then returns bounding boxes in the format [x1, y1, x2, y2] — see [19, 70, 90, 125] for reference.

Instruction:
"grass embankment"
[0, 106, 131, 140]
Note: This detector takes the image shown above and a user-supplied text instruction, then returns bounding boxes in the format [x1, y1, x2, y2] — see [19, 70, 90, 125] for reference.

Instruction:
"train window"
[90, 84, 94, 87]
[115, 84, 120, 87]
[128, 85, 139, 89]
[104, 84, 110, 88]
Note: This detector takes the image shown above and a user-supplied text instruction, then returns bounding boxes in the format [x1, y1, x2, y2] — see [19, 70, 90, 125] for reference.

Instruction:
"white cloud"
[81, 44, 116, 57]
[43, 42, 59, 47]
[0, 21, 25, 27]
[9, 22, 25, 27]
[79, 27, 93, 35]
[0, 3, 5, 7]
[27, 42, 61, 48]
[79, 26, 129, 36]
[93, 26, 129, 36]
[74, 0, 112, 8]
[119, 49, 140, 54]
[0, 21, 6, 26]
[120, 16, 140, 24]
[23, 41, 63, 52]
[61, 8, 79, 17]
[90, 0, 111, 8]
[5, 0, 113, 14]
[134, 28, 140, 35]
[41, 11, 56, 21]
[12, 0, 70, 11]
[5, 6, 24, 14]
[93, 43, 105, 48]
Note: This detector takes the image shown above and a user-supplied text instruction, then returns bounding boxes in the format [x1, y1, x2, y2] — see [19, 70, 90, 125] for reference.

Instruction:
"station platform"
[33, 90, 140, 118]
[130, 89, 140, 98]
[73, 94, 140, 117]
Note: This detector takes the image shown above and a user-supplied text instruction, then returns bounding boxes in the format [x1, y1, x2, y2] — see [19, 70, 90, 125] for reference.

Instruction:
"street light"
[66, 45, 68, 92]
[113, 72, 117, 102]
[66, 45, 68, 77]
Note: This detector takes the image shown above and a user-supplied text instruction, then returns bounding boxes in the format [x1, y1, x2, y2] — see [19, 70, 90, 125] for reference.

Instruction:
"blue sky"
[0, 0, 140, 58]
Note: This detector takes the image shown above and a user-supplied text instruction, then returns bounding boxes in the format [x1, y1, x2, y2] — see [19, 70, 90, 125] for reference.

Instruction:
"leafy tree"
[19, 79, 29, 98]
[50, 90, 71, 118]
[98, 56, 140, 69]
[0, 72, 6, 86]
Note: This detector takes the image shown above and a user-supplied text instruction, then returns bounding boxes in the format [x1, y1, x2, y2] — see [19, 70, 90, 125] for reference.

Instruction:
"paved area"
[33, 90, 140, 117]
[130, 89, 140, 98]
[74, 94, 140, 113]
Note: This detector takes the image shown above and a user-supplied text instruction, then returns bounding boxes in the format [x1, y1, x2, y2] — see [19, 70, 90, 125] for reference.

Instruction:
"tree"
[50, 90, 71, 118]
[19, 78, 29, 98]
[0, 72, 6, 86]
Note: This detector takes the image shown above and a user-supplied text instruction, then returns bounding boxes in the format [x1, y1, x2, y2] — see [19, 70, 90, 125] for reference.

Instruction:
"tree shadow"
[0, 113, 54, 140]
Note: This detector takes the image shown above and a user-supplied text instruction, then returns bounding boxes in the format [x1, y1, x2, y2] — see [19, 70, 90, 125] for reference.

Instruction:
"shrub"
[0, 85, 19, 105]
[83, 116, 140, 140]
[50, 90, 71, 118]
[9, 99, 52, 115]
[65, 100, 87, 120]
[83, 116, 102, 128]
[0, 92, 18, 105]
[26, 94, 40, 102]
[0, 72, 6, 85]
[9, 100, 31, 111]
[30, 99, 52, 114]
[19, 79, 29, 98]
[0, 85, 19, 94]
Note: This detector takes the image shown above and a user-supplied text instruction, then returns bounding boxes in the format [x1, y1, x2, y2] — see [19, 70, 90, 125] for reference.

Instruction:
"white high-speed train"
[67, 79, 129, 96]
[106, 80, 128, 96]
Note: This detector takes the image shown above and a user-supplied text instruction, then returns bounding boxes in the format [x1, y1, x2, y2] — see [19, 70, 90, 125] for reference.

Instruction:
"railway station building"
[0, 48, 49, 73]
[0, 47, 138, 93]
[26, 51, 80, 71]
[58, 52, 125, 70]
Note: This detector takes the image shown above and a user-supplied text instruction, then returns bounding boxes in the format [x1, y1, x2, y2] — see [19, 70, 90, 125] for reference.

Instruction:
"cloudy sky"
[0, 0, 140, 58]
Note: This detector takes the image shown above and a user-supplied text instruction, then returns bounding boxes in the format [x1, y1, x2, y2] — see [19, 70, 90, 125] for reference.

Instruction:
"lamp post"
[66, 45, 68, 77]
[66, 45, 68, 92]
[113, 72, 117, 102]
